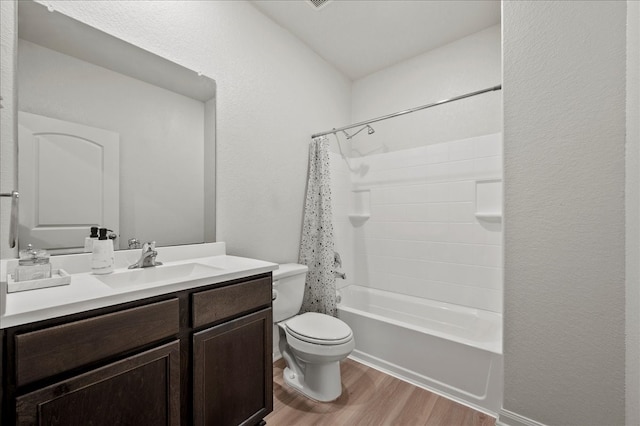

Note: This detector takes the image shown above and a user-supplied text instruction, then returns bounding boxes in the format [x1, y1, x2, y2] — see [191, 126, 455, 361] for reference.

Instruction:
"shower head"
[343, 124, 376, 140]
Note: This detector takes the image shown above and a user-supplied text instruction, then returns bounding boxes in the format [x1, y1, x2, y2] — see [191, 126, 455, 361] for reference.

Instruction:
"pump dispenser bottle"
[84, 226, 99, 253]
[91, 228, 114, 274]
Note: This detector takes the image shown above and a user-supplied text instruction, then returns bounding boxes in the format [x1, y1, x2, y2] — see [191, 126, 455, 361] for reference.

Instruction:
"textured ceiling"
[250, 0, 501, 80]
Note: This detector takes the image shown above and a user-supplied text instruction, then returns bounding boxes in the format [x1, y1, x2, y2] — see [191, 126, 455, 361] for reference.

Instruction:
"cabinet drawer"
[16, 298, 179, 387]
[192, 276, 271, 328]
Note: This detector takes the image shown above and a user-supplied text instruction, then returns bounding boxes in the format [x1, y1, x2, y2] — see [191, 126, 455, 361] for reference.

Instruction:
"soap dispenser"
[84, 226, 99, 253]
[91, 228, 114, 275]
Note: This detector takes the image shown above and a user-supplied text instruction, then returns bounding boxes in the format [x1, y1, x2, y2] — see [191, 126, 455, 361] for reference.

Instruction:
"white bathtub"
[337, 285, 503, 415]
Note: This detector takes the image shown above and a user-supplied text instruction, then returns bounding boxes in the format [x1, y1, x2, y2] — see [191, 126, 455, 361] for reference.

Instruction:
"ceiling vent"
[306, 0, 333, 10]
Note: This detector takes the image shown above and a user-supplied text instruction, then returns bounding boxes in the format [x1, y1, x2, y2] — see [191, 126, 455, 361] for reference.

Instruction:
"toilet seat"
[285, 312, 353, 345]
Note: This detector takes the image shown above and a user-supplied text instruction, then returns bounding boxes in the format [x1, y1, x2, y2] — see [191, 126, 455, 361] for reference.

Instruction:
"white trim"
[497, 409, 548, 426]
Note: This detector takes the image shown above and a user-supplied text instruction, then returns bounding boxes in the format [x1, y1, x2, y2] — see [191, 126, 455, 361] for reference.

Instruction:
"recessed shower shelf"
[347, 214, 370, 219]
[474, 212, 502, 222]
[348, 214, 370, 226]
[475, 179, 502, 223]
[348, 189, 370, 226]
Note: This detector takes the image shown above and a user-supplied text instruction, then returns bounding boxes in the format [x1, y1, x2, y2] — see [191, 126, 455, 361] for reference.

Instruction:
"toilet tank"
[272, 263, 308, 322]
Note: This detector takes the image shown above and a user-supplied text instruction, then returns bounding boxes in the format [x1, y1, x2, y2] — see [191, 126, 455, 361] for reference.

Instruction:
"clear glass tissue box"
[15, 244, 52, 282]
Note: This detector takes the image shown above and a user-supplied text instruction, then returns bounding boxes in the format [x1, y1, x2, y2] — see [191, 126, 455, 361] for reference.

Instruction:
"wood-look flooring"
[265, 358, 495, 426]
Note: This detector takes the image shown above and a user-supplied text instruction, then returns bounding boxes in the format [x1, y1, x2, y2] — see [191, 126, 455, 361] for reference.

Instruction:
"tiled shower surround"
[331, 133, 503, 313]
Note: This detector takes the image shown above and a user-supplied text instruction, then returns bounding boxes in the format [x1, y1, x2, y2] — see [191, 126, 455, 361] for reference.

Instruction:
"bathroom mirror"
[16, 1, 216, 254]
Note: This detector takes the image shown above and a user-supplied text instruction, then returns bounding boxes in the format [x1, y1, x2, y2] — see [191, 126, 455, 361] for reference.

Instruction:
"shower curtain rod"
[311, 84, 502, 139]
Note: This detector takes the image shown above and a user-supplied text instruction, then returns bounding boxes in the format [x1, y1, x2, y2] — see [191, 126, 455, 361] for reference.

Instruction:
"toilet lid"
[286, 312, 353, 345]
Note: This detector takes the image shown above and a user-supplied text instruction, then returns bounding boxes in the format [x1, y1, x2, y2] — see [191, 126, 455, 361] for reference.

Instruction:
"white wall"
[502, 2, 626, 425]
[2, 0, 351, 263]
[19, 40, 205, 249]
[346, 134, 503, 312]
[0, 1, 18, 260]
[330, 25, 502, 313]
[626, 1, 640, 424]
[350, 25, 501, 154]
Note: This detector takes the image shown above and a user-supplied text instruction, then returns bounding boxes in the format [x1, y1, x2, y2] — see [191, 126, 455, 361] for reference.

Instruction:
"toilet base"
[282, 360, 343, 402]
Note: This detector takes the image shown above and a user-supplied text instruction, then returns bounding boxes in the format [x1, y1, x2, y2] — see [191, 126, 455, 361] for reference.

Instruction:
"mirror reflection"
[17, 1, 216, 254]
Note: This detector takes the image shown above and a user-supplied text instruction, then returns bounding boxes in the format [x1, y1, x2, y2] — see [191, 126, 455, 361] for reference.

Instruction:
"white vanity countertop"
[0, 243, 278, 329]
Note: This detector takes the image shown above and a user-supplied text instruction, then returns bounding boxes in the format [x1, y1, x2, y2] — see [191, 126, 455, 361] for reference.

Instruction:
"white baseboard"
[497, 409, 547, 426]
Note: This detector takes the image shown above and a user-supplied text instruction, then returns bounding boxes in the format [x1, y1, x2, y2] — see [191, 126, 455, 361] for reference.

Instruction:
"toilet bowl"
[273, 264, 355, 402]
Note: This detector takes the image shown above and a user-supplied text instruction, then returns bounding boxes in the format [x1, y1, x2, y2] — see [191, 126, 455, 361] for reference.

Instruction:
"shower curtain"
[299, 135, 337, 316]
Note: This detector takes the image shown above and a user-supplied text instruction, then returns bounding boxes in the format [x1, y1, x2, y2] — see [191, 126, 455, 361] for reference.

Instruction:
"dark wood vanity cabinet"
[193, 309, 273, 426]
[1, 273, 273, 426]
[16, 341, 181, 426]
[192, 278, 274, 426]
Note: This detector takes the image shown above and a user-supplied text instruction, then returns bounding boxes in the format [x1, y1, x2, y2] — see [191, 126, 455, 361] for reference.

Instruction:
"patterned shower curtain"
[299, 135, 337, 316]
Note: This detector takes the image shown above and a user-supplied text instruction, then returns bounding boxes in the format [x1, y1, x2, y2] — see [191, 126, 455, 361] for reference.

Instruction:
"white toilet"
[272, 263, 355, 402]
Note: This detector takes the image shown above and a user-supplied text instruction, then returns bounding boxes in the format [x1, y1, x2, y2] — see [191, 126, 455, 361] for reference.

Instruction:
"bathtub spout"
[334, 271, 346, 280]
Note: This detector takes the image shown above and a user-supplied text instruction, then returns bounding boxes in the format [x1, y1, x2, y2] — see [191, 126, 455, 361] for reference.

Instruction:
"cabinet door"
[193, 308, 273, 426]
[16, 341, 180, 426]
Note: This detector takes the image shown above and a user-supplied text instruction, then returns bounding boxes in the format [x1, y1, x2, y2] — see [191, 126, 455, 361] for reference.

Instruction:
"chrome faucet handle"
[128, 238, 141, 249]
[146, 241, 162, 266]
[128, 241, 162, 268]
[334, 251, 342, 268]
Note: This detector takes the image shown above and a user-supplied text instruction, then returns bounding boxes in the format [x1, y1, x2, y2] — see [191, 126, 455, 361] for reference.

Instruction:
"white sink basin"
[96, 263, 224, 289]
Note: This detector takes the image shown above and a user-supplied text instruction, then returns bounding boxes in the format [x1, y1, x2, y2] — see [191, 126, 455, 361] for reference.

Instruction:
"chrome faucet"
[127, 238, 141, 249]
[334, 251, 342, 268]
[129, 241, 163, 269]
[333, 251, 345, 279]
